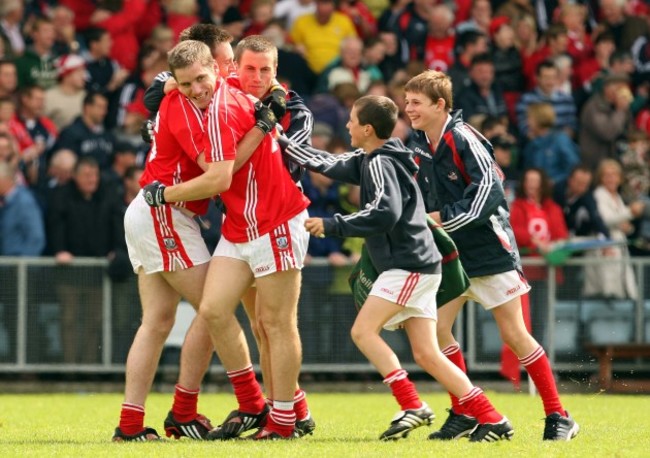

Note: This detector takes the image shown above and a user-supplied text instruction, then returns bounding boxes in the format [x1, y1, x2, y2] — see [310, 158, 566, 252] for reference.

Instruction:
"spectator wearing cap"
[15, 17, 59, 89]
[0, 0, 25, 58]
[54, 91, 114, 171]
[455, 53, 508, 123]
[579, 73, 634, 171]
[45, 53, 87, 130]
[291, 0, 358, 75]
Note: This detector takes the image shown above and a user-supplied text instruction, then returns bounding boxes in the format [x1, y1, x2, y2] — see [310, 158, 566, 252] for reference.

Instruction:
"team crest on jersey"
[447, 170, 458, 181]
[163, 238, 178, 250]
[276, 236, 289, 250]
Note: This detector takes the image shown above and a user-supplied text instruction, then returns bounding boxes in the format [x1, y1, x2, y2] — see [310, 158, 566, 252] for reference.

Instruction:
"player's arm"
[439, 134, 504, 233]
[323, 157, 401, 238]
[163, 160, 234, 203]
[277, 135, 363, 184]
[143, 71, 173, 113]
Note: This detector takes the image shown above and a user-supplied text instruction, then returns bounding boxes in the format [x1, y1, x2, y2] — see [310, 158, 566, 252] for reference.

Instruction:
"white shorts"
[369, 269, 441, 331]
[462, 269, 531, 310]
[124, 192, 211, 274]
[214, 209, 309, 278]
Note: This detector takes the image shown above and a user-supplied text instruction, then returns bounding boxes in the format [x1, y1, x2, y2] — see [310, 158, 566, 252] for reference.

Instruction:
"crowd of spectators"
[0, 0, 649, 301]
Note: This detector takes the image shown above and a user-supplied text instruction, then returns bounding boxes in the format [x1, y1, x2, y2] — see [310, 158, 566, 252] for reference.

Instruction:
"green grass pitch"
[0, 391, 647, 457]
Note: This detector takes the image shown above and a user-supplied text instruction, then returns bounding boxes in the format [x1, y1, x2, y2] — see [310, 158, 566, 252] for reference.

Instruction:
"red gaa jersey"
[204, 81, 310, 242]
[140, 90, 209, 215]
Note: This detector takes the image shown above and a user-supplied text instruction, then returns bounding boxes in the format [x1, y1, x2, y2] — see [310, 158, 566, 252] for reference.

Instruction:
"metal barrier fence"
[0, 256, 649, 374]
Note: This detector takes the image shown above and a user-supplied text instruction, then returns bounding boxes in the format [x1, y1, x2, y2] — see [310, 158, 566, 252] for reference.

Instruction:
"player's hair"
[179, 24, 233, 55]
[234, 35, 278, 65]
[168, 40, 214, 77]
[353, 95, 398, 140]
[526, 102, 555, 130]
[404, 70, 453, 112]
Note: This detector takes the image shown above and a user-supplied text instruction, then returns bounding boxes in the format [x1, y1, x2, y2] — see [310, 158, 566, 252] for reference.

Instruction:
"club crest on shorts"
[163, 237, 178, 250]
[276, 236, 289, 250]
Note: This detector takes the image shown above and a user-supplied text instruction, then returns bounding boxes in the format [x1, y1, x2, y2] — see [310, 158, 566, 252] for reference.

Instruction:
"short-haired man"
[143, 40, 311, 440]
[404, 70, 579, 441]
[143, 28, 316, 440]
[112, 41, 269, 441]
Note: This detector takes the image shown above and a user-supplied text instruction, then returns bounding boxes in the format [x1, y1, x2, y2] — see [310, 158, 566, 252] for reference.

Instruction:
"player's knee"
[350, 322, 371, 346]
[412, 347, 438, 369]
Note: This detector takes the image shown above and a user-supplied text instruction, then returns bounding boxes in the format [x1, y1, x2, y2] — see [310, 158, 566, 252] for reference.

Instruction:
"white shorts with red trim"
[124, 192, 211, 274]
[369, 269, 441, 331]
[213, 209, 309, 278]
[462, 269, 531, 310]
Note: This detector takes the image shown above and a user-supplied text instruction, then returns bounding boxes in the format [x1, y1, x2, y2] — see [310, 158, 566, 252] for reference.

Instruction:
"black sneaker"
[543, 412, 579, 441]
[379, 402, 435, 441]
[163, 411, 213, 440]
[295, 415, 316, 437]
[248, 427, 296, 440]
[206, 405, 269, 440]
[112, 426, 161, 442]
[428, 408, 478, 440]
[469, 418, 514, 442]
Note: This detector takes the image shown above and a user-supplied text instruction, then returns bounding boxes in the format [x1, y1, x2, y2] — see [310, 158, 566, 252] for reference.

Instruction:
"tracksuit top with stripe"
[407, 110, 522, 278]
[280, 136, 441, 275]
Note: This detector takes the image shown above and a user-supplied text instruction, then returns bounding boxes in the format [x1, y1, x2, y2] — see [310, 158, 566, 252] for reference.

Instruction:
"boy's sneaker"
[469, 418, 514, 442]
[543, 412, 579, 441]
[295, 415, 316, 437]
[428, 409, 478, 440]
[249, 427, 296, 440]
[206, 405, 269, 440]
[379, 402, 435, 441]
[163, 411, 213, 439]
[112, 426, 161, 442]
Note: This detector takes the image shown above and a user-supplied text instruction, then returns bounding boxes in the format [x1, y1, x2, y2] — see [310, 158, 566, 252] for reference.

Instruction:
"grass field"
[0, 391, 647, 457]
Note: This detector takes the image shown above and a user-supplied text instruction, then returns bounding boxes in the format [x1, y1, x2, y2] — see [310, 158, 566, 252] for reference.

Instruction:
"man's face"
[74, 163, 100, 196]
[85, 95, 108, 125]
[470, 62, 494, 89]
[0, 64, 17, 93]
[346, 105, 365, 149]
[537, 67, 558, 94]
[175, 61, 218, 109]
[213, 42, 236, 78]
[237, 49, 276, 99]
[22, 88, 46, 116]
[33, 23, 56, 49]
[341, 40, 363, 69]
[404, 91, 440, 131]
[568, 170, 591, 196]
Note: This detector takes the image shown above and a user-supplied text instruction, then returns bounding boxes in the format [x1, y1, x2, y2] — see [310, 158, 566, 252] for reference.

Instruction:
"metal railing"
[0, 256, 648, 374]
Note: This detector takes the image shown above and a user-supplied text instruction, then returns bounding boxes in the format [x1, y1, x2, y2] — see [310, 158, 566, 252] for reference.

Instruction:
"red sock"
[119, 403, 145, 435]
[442, 343, 467, 414]
[294, 389, 309, 420]
[459, 387, 503, 424]
[383, 369, 422, 411]
[521, 346, 566, 417]
[266, 402, 296, 437]
[171, 384, 199, 422]
[227, 366, 266, 414]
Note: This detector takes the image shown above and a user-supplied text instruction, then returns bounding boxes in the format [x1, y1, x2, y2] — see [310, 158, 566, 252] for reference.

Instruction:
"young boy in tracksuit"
[277, 94, 513, 442]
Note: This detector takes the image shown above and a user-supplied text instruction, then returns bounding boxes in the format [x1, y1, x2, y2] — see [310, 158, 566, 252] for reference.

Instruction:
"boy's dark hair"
[536, 59, 557, 76]
[470, 52, 493, 67]
[85, 27, 108, 47]
[354, 95, 398, 140]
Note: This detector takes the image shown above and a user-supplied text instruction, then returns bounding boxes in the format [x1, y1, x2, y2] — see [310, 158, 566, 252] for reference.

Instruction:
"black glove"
[262, 85, 287, 120]
[140, 119, 154, 144]
[143, 181, 166, 207]
[254, 102, 277, 135]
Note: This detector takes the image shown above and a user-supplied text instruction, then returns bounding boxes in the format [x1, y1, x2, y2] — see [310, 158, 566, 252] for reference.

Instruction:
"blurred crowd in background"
[0, 0, 650, 302]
